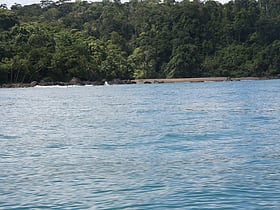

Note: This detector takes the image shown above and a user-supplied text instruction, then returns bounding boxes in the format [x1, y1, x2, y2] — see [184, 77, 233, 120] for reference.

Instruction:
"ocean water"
[0, 80, 280, 209]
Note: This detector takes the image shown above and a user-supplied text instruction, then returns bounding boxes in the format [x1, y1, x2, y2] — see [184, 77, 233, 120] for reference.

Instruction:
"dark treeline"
[0, 0, 280, 84]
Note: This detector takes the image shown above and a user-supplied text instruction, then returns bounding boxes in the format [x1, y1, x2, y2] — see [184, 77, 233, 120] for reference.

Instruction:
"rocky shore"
[0, 78, 136, 88]
[1, 76, 279, 88]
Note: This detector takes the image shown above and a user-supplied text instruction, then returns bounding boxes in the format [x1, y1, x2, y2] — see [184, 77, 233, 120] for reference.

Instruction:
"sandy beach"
[132, 77, 272, 84]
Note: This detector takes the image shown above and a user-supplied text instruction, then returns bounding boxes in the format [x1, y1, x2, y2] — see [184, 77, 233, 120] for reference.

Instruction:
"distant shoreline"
[1, 76, 279, 88]
[132, 77, 271, 84]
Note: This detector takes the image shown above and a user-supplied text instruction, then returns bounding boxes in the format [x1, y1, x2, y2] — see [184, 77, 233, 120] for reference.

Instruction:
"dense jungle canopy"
[0, 0, 279, 84]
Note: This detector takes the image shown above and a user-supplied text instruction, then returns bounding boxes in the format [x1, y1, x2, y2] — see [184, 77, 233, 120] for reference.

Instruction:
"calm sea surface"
[0, 80, 280, 209]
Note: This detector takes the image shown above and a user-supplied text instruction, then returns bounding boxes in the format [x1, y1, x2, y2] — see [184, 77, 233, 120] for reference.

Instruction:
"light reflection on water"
[1, 80, 280, 209]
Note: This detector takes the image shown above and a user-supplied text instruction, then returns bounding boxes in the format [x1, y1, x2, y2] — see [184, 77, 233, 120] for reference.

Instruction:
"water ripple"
[0, 80, 280, 209]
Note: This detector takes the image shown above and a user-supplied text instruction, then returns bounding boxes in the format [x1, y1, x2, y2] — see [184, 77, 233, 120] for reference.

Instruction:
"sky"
[1, 0, 231, 8]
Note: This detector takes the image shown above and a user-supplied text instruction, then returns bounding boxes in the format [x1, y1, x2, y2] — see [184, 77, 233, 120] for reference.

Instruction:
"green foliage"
[0, 9, 18, 32]
[202, 44, 254, 77]
[0, 0, 280, 84]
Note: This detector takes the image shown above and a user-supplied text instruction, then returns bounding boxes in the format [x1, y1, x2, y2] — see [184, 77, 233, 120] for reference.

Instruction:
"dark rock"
[1, 83, 11, 88]
[111, 79, 122, 84]
[92, 81, 104, 86]
[1, 83, 31, 88]
[69, 77, 81, 85]
[30, 81, 38, 87]
[125, 80, 135, 84]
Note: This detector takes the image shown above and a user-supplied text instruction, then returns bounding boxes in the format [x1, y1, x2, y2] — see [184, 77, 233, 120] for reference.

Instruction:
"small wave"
[34, 85, 80, 88]
[0, 134, 20, 140]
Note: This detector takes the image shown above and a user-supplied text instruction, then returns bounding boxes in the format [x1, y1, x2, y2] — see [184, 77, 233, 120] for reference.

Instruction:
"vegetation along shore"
[0, 0, 279, 86]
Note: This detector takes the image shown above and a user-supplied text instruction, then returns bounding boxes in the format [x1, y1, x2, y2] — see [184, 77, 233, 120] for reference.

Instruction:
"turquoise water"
[1, 80, 280, 209]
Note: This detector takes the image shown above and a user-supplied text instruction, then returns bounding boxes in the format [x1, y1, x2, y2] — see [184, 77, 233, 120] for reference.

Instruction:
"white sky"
[1, 0, 231, 8]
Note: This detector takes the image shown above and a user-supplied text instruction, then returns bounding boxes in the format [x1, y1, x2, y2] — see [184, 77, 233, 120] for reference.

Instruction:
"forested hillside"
[0, 0, 279, 84]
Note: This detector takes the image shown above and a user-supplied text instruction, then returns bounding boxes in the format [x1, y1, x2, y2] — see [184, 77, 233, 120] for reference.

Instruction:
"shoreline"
[1, 76, 279, 88]
[132, 76, 279, 84]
